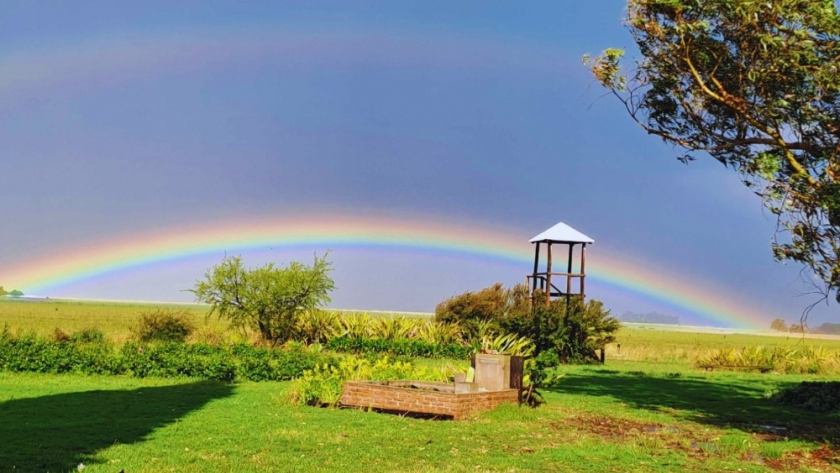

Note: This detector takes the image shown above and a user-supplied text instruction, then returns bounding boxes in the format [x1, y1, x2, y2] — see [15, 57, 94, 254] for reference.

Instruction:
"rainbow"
[0, 213, 774, 328]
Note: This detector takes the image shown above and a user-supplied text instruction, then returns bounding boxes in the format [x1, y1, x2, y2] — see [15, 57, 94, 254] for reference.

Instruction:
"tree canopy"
[192, 254, 335, 343]
[587, 0, 840, 307]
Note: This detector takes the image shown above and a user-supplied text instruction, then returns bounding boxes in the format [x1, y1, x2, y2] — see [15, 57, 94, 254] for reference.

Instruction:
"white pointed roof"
[529, 222, 594, 244]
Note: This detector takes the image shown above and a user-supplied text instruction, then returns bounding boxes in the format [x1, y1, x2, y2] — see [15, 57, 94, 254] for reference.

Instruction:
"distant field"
[0, 299, 214, 343]
[0, 299, 430, 344]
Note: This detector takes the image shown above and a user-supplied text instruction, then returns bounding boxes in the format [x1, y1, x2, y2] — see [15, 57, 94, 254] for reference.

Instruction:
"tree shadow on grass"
[0, 381, 234, 472]
[551, 369, 840, 444]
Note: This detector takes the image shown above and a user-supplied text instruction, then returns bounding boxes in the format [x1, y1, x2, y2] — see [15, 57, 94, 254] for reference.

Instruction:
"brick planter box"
[340, 381, 520, 420]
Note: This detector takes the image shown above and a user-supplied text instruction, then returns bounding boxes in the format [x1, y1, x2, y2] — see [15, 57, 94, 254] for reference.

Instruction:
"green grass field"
[2, 299, 840, 472]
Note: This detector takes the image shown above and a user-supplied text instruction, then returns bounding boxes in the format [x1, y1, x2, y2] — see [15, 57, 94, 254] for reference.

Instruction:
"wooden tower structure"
[527, 222, 593, 305]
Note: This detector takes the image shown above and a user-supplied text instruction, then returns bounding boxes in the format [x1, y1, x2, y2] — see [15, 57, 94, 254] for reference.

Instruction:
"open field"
[3, 299, 840, 471]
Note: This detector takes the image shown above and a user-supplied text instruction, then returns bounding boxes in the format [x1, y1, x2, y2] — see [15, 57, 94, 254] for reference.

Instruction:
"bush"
[0, 330, 335, 382]
[434, 283, 530, 341]
[0, 334, 122, 375]
[435, 284, 619, 364]
[773, 382, 840, 412]
[53, 327, 70, 342]
[325, 336, 473, 359]
[693, 346, 840, 375]
[134, 310, 196, 342]
[70, 327, 105, 344]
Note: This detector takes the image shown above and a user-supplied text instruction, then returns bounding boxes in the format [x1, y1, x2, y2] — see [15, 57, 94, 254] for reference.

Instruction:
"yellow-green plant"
[480, 333, 534, 357]
[368, 316, 422, 340]
[335, 313, 373, 339]
[693, 346, 840, 375]
[295, 310, 341, 344]
[416, 321, 462, 345]
[287, 355, 455, 406]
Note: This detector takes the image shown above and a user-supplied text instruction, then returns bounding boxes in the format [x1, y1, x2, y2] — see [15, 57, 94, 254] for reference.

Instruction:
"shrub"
[134, 309, 196, 342]
[693, 346, 840, 375]
[70, 327, 105, 344]
[499, 294, 618, 363]
[122, 342, 236, 381]
[0, 335, 122, 375]
[295, 310, 342, 344]
[0, 330, 335, 382]
[53, 327, 70, 342]
[435, 283, 530, 341]
[773, 382, 840, 412]
[435, 284, 618, 364]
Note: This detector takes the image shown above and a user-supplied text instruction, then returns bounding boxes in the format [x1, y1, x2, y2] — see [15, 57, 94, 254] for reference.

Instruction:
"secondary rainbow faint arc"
[1, 215, 772, 328]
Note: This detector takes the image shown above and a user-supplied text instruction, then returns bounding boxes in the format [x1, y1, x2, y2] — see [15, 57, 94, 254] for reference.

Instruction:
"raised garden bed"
[340, 380, 520, 420]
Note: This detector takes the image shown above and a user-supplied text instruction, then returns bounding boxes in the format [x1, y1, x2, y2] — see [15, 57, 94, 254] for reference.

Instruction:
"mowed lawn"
[2, 364, 839, 473]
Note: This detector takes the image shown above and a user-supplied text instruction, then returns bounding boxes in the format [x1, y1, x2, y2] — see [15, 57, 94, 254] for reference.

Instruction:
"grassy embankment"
[2, 299, 840, 472]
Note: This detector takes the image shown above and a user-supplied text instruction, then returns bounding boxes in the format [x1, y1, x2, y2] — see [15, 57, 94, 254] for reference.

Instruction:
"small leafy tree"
[770, 318, 789, 332]
[192, 254, 335, 344]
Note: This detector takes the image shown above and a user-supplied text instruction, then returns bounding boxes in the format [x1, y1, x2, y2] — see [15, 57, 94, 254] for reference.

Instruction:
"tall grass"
[693, 346, 840, 375]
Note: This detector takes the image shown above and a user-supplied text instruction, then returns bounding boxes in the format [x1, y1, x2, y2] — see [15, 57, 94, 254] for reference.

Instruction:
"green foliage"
[0, 329, 335, 382]
[479, 333, 534, 357]
[694, 345, 840, 375]
[133, 309, 196, 342]
[587, 0, 840, 304]
[121, 343, 237, 381]
[435, 284, 618, 363]
[0, 333, 122, 375]
[287, 355, 455, 406]
[434, 283, 530, 341]
[770, 318, 789, 332]
[773, 381, 840, 412]
[192, 254, 335, 344]
[325, 336, 473, 359]
[501, 295, 619, 363]
[0, 287, 23, 297]
[295, 310, 340, 344]
[68, 327, 105, 344]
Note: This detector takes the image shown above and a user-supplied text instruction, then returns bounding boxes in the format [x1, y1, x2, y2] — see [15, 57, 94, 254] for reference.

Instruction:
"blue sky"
[0, 1, 832, 326]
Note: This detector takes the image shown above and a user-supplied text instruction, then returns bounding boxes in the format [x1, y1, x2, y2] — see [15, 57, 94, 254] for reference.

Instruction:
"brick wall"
[341, 381, 519, 420]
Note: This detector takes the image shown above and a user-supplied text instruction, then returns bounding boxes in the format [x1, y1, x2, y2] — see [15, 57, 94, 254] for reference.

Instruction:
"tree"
[191, 254, 335, 343]
[0, 287, 6, 297]
[587, 0, 840, 309]
[770, 318, 789, 332]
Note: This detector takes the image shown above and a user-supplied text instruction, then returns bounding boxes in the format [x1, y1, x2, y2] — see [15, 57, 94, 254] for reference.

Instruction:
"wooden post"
[566, 243, 574, 302]
[546, 242, 553, 306]
[531, 242, 540, 294]
[580, 243, 586, 302]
